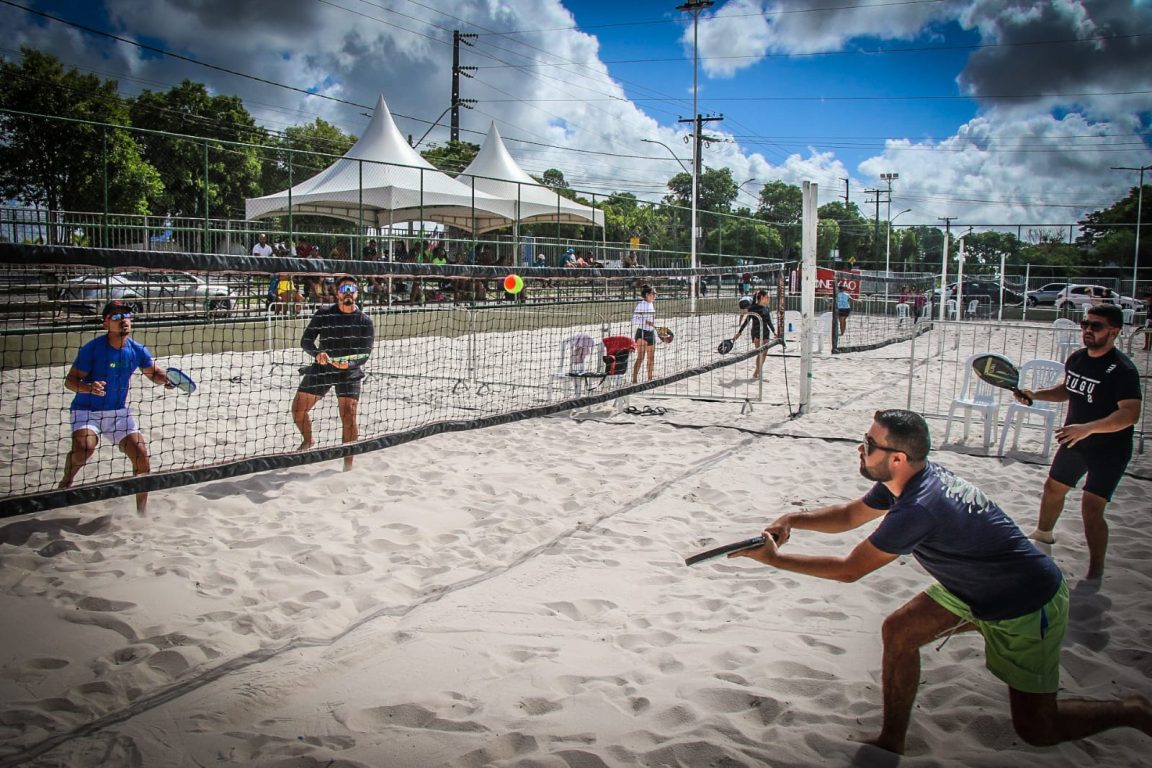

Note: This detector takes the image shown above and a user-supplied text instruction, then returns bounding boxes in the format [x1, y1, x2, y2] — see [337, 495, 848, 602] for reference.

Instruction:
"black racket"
[970, 353, 1032, 406]
[165, 367, 197, 394]
[716, 338, 735, 354]
[685, 533, 777, 566]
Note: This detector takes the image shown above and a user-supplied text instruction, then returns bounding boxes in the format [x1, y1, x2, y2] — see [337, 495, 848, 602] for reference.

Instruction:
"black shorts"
[1048, 445, 1131, 501]
[634, 328, 655, 345]
[297, 366, 363, 400]
[837, 308, 852, 318]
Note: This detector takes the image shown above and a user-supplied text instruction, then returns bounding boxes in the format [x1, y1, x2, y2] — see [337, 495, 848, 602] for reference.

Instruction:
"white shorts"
[70, 408, 140, 445]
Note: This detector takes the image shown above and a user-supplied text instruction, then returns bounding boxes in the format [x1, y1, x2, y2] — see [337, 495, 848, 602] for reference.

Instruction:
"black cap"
[102, 300, 130, 318]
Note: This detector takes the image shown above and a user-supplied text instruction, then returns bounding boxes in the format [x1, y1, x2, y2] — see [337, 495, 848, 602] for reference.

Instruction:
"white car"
[59, 271, 235, 317]
[1052, 284, 1142, 312]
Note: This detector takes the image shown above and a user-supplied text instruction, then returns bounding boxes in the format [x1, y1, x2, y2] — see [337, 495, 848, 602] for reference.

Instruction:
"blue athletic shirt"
[70, 336, 154, 411]
[865, 462, 1062, 620]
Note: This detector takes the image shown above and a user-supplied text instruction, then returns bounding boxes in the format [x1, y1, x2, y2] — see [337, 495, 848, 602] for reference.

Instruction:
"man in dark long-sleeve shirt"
[292, 276, 374, 471]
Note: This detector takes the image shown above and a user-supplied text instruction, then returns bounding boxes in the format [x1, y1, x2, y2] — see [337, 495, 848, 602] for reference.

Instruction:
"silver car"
[59, 271, 235, 317]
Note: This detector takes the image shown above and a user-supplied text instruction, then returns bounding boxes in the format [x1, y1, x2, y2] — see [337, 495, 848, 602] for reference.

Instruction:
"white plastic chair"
[896, 303, 910, 327]
[1122, 307, 1135, 326]
[945, 299, 958, 320]
[998, 359, 1065, 458]
[815, 311, 834, 352]
[550, 333, 595, 399]
[943, 353, 1005, 452]
[965, 298, 981, 319]
[1052, 318, 1078, 362]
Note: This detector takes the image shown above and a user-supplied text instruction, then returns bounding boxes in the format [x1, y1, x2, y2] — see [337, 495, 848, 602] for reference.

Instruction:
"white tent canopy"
[245, 96, 511, 233]
[458, 122, 604, 232]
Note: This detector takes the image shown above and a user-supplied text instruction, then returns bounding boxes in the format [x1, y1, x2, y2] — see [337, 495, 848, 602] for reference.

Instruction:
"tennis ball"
[503, 274, 524, 294]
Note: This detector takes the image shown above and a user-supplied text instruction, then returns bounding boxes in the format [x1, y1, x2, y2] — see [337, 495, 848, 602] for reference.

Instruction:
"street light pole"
[887, 207, 911, 280]
[640, 138, 692, 174]
[880, 172, 899, 277]
[1111, 164, 1150, 301]
[677, 0, 713, 306]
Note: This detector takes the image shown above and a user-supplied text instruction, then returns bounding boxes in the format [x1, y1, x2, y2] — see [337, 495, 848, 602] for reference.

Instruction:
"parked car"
[58, 272, 235, 317]
[946, 280, 1025, 307]
[1047, 284, 1144, 313]
[1025, 282, 1067, 306]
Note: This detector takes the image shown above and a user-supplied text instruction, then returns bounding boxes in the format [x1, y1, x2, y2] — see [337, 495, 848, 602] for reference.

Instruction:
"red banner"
[816, 267, 860, 297]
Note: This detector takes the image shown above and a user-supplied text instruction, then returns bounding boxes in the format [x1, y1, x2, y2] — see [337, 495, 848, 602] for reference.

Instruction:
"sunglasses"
[862, 434, 903, 456]
[1079, 319, 1110, 332]
[337, 283, 359, 294]
[106, 312, 133, 321]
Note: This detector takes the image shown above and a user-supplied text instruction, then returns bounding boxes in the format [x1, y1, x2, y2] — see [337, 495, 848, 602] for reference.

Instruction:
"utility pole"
[840, 178, 850, 206]
[938, 217, 956, 322]
[678, 112, 723, 272]
[451, 32, 477, 142]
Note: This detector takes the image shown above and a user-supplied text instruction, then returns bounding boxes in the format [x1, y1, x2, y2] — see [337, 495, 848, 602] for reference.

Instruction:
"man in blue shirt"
[734, 408, 1152, 755]
[60, 301, 173, 513]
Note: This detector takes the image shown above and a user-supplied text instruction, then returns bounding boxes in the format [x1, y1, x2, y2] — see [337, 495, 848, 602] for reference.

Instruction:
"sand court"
[1, 334, 1150, 767]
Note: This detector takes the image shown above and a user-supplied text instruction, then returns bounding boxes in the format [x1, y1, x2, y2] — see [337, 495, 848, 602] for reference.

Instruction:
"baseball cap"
[102, 300, 131, 318]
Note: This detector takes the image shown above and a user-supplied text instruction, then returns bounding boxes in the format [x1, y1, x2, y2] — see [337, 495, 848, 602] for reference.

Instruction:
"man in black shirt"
[1017, 304, 1142, 580]
[292, 276, 375, 471]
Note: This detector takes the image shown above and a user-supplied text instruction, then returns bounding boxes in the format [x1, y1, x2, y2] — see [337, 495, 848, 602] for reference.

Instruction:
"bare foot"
[298, 440, 313, 451]
[1124, 695, 1152, 735]
[856, 734, 904, 755]
[343, 456, 353, 472]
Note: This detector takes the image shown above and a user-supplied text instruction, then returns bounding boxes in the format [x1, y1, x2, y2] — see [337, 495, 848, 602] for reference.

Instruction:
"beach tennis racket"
[684, 533, 777, 566]
[970, 353, 1032, 406]
[329, 353, 370, 363]
[165, 367, 197, 394]
[657, 326, 674, 344]
[716, 338, 735, 354]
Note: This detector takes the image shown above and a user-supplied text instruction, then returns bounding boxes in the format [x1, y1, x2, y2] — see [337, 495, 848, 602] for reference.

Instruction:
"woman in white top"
[631, 284, 657, 383]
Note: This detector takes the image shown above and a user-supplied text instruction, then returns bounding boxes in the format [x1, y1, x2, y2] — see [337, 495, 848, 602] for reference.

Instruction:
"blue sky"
[3, 0, 1151, 230]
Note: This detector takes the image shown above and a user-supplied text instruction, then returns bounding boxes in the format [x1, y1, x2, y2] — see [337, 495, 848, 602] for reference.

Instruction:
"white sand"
[1, 338, 1150, 768]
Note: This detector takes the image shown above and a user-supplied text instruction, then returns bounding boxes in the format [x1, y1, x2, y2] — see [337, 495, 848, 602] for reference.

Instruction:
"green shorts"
[925, 580, 1068, 694]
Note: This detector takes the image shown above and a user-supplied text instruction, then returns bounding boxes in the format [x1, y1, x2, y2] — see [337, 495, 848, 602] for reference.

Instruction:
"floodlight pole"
[1111, 164, 1150, 300]
[678, 0, 713, 309]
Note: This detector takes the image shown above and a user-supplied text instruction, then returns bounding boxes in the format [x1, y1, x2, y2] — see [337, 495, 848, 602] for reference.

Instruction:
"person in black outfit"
[728, 290, 777, 379]
[292, 276, 375, 471]
[1016, 303, 1142, 580]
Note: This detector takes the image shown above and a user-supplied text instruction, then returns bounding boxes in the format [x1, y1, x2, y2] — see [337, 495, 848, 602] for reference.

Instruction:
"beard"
[1083, 332, 1111, 350]
[859, 458, 891, 482]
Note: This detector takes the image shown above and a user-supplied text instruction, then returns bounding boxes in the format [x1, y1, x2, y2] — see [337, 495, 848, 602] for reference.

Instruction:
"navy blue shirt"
[865, 462, 1062, 620]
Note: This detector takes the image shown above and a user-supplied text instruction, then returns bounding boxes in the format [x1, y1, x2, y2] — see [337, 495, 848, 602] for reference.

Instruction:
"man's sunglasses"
[862, 434, 903, 456]
[337, 283, 359, 294]
[1080, 319, 1111, 332]
[106, 312, 133, 321]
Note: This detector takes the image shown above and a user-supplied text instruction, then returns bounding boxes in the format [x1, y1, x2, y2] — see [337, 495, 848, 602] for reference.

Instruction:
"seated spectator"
[562, 248, 578, 268]
[363, 239, 379, 261]
[583, 252, 602, 268]
[622, 251, 639, 269]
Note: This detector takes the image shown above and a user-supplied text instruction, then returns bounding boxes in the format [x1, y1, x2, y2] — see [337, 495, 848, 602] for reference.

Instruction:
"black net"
[1, 244, 789, 515]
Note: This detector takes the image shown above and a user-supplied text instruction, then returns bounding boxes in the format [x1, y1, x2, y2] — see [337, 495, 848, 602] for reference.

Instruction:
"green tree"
[0, 48, 161, 230]
[817, 201, 869, 265]
[599, 192, 669, 247]
[1077, 184, 1152, 271]
[756, 180, 803, 259]
[262, 118, 357, 194]
[962, 231, 1023, 274]
[422, 139, 480, 176]
[129, 81, 265, 217]
[817, 218, 840, 260]
[664, 167, 739, 214]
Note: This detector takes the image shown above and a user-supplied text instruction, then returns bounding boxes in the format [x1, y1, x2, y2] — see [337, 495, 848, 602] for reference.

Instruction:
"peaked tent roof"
[245, 96, 511, 233]
[457, 122, 604, 232]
